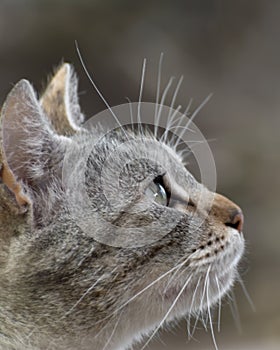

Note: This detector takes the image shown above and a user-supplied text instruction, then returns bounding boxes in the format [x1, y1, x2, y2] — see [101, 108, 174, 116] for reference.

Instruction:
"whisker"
[125, 96, 134, 131]
[201, 311, 209, 331]
[236, 273, 256, 312]
[140, 274, 193, 350]
[166, 125, 196, 134]
[187, 276, 201, 340]
[169, 98, 193, 131]
[185, 93, 213, 130]
[160, 105, 182, 144]
[113, 252, 196, 317]
[201, 266, 211, 315]
[162, 255, 189, 295]
[174, 94, 212, 150]
[175, 138, 215, 149]
[75, 41, 128, 139]
[228, 290, 242, 334]
[191, 266, 211, 337]
[90, 252, 196, 329]
[207, 271, 219, 350]
[138, 58, 147, 135]
[169, 98, 193, 147]
[163, 114, 184, 146]
[169, 75, 184, 118]
[215, 275, 222, 333]
[154, 53, 164, 138]
[155, 76, 175, 139]
[65, 267, 119, 317]
[163, 74, 184, 140]
[83, 252, 195, 338]
[101, 311, 123, 350]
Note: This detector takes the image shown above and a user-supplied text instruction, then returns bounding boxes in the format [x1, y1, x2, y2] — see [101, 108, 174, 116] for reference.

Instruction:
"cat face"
[0, 63, 244, 350]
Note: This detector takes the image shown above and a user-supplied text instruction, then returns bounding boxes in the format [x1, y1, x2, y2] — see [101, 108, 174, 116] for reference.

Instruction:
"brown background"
[0, 1, 279, 349]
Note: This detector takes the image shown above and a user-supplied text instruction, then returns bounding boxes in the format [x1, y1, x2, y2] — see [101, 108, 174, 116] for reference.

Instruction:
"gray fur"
[0, 65, 245, 350]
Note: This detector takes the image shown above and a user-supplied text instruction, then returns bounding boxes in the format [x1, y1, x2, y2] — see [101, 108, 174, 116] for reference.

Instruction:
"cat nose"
[226, 209, 244, 233]
[211, 193, 244, 233]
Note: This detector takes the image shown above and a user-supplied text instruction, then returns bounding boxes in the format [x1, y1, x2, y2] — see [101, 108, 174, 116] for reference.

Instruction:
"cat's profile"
[0, 62, 244, 350]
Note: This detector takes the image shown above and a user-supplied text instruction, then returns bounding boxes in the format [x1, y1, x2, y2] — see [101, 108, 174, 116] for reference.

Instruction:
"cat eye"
[145, 176, 170, 206]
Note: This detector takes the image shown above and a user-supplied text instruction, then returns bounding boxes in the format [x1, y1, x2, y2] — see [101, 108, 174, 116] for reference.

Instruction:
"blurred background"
[0, 0, 279, 349]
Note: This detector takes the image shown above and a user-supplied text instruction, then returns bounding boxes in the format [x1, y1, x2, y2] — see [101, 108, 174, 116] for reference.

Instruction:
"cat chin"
[159, 238, 245, 321]
[113, 270, 236, 350]
[159, 267, 236, 321]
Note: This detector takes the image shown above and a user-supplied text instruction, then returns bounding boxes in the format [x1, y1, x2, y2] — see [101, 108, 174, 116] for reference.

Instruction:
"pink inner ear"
[1, 161, 30, 206]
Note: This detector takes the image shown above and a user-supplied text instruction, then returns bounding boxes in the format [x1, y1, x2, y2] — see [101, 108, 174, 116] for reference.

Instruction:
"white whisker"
[101, 312, 123, 350]
[174, 94, 212, 149]
[138, 58, 147, 134]
[176, 138, 214, 148]
[185, 93, 213, 130]
[207, 271, 219, 350]
[201, 266, 211, 314]
[155, 77, 175, 139]
[191, 265, 211, 337]
[215, 275, 222, 333]
[113, 252, 195, 317]
[183, 97, 193, 118]
[169, 75, 184, 117]
[125, 96, 134, 131]
[228, 290, 242, 334]
[75, 41, 128, 139]
[154, 53, 164, 138]
[161, 105, 182, 144]
[91, 252, 196, 329]
[167, 124, 196, 134]
[65, 267, 119, 317]
[236, 273, 256, 312]
[162, 255, 189, 296]
[169, 97, 193, 147]
[140, 274, 193, 350]
[187, 276, 201, 340]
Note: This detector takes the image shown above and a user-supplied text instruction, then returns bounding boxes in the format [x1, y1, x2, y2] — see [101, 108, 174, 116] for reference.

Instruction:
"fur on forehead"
[71, 125, 185, 178]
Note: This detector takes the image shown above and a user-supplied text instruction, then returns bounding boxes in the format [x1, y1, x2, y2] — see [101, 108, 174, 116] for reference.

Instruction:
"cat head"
[0, 63, 244, 350]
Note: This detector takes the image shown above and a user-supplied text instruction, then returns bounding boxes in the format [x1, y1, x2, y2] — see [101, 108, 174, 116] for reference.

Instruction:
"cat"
[0, 62, 244, 350]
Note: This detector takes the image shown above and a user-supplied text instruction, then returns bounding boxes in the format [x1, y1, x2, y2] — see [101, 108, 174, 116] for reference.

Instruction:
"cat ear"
[40, 63, 84, 135]
[1, 79, 69, 201]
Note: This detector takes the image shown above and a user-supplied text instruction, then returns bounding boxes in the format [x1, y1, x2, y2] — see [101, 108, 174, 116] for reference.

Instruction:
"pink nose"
[226, 209, 244, 233]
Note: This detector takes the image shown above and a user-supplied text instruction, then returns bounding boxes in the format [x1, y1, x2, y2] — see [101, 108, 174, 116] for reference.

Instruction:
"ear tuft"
[40, 63, 84, 135]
